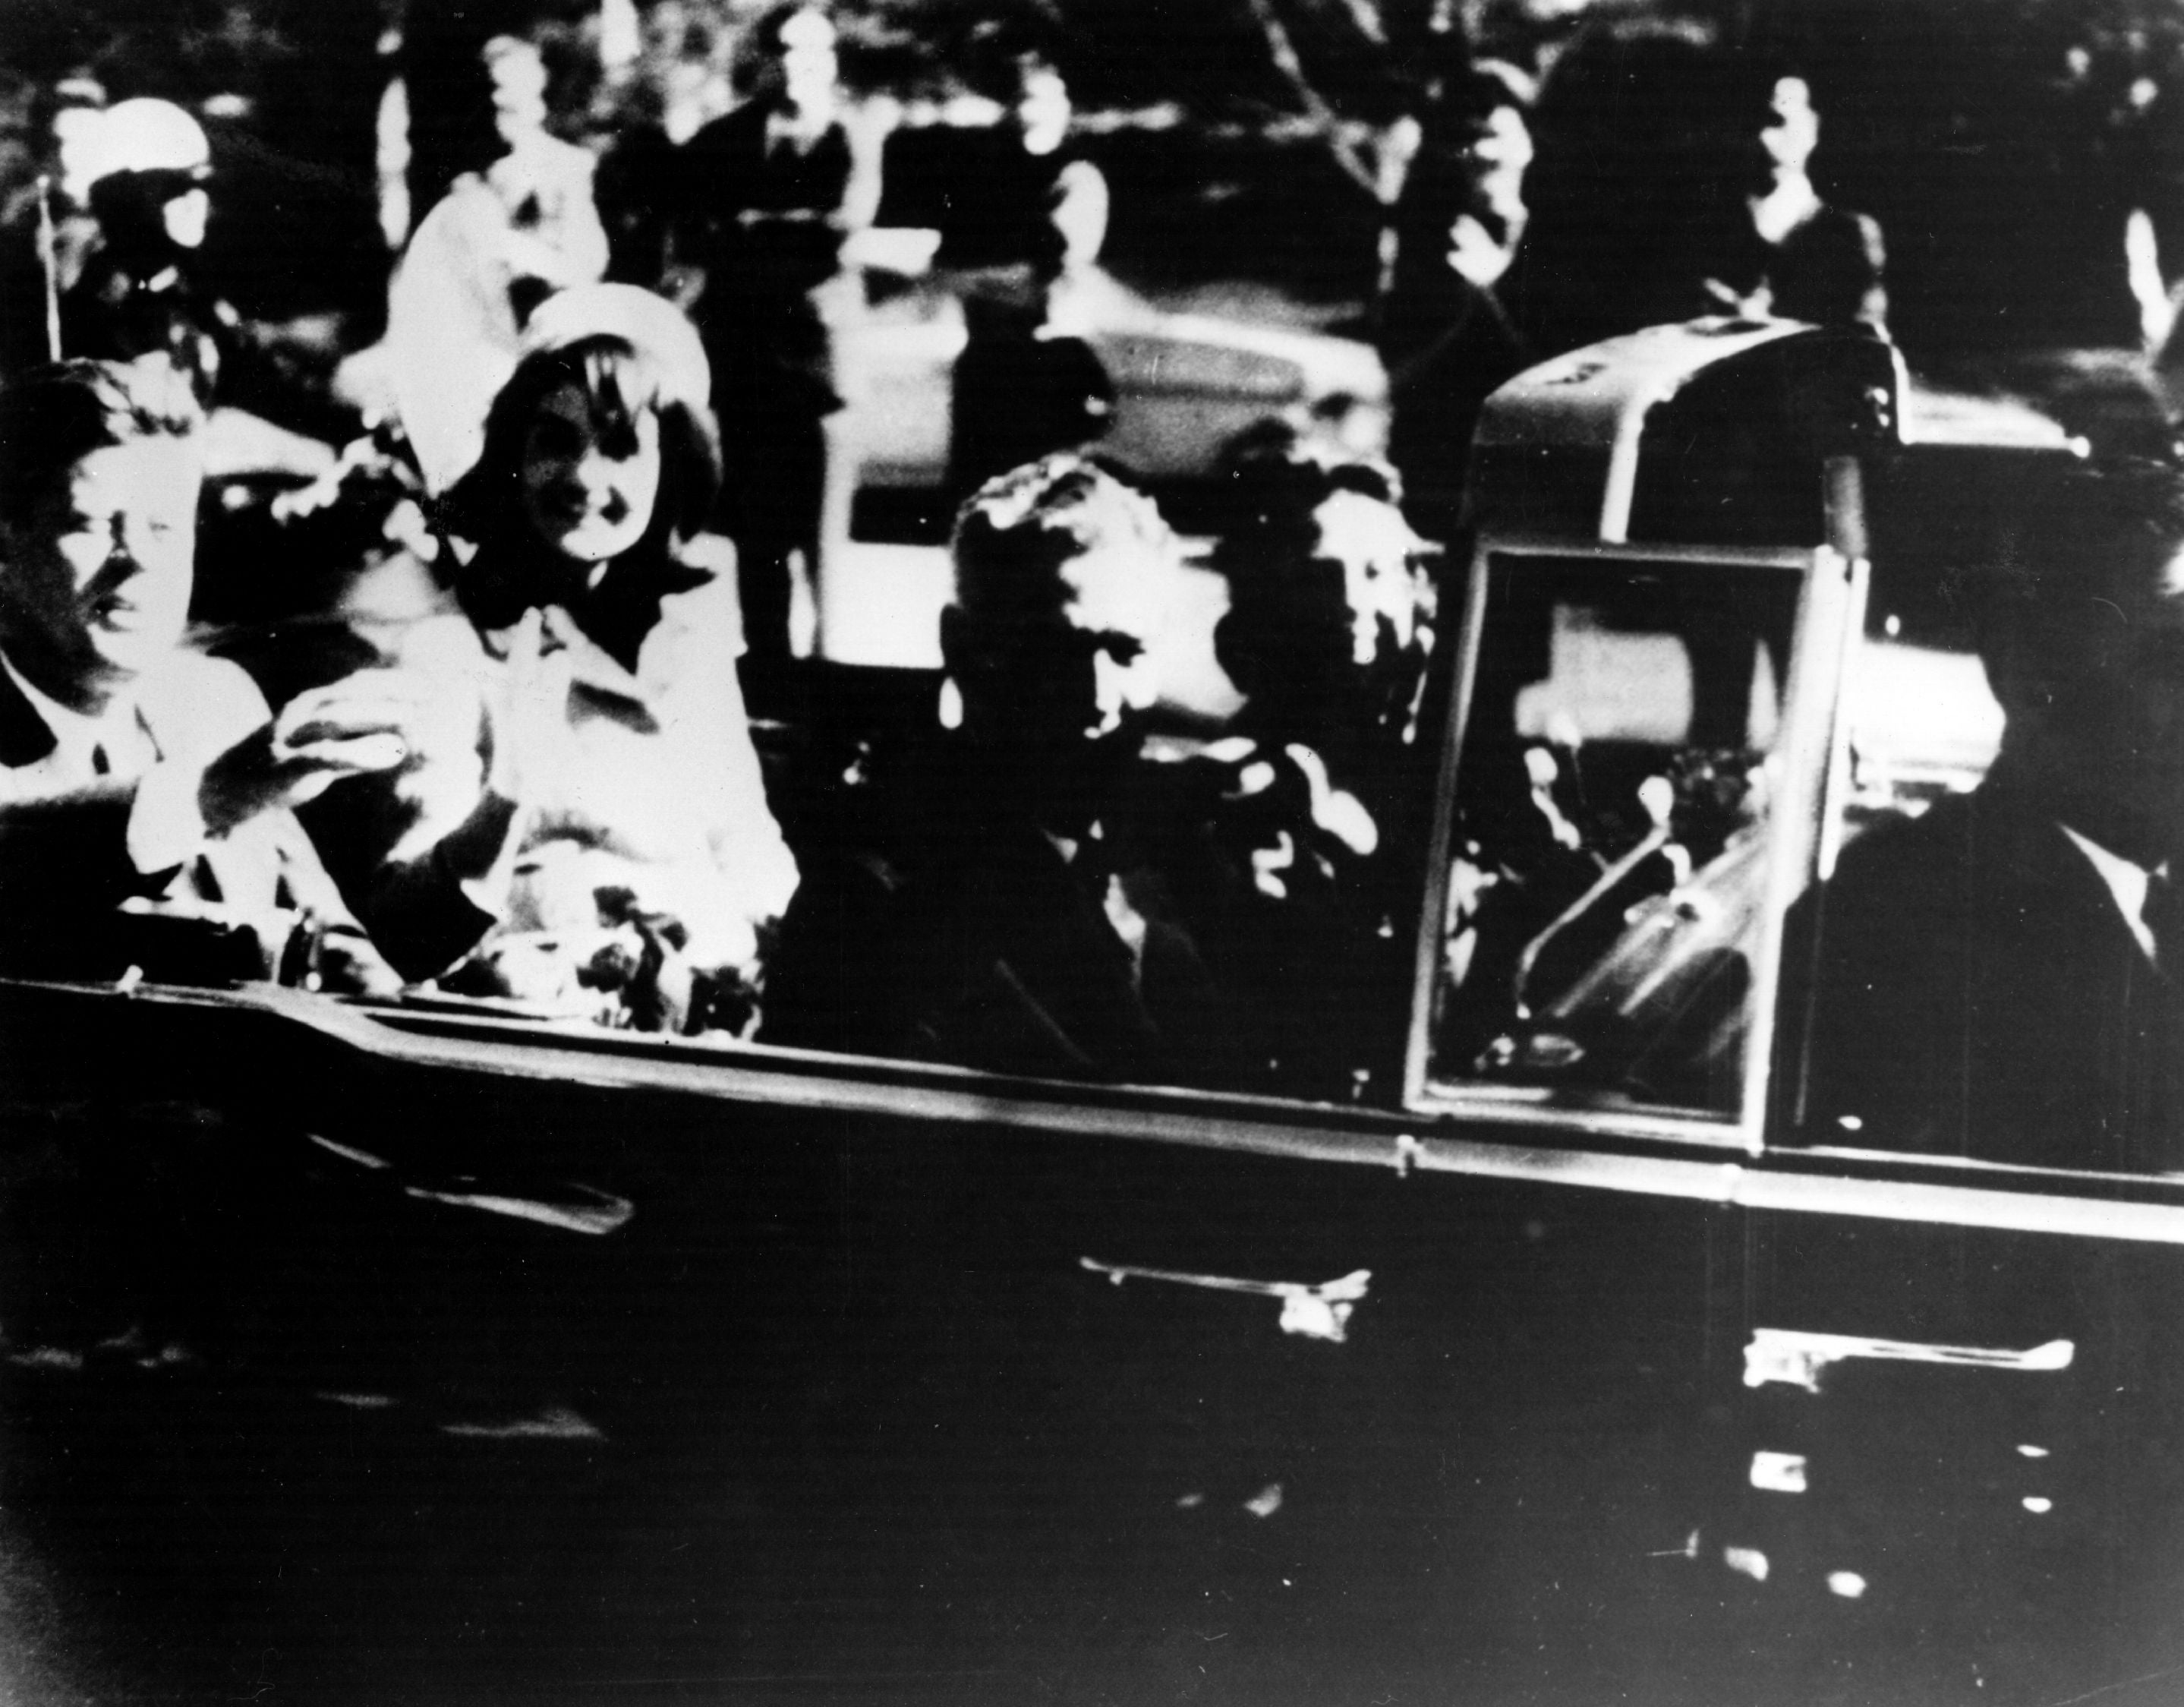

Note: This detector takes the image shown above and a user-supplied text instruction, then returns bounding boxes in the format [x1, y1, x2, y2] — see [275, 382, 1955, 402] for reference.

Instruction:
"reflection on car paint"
[1079, 1254, 1371, 1343]
[1748, 1450, 1809, 1493]
[1742, 1326, 2075, 1393]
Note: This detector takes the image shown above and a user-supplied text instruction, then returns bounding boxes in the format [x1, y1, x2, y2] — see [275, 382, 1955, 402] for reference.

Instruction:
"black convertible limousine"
[5, 317, 2179, 1707]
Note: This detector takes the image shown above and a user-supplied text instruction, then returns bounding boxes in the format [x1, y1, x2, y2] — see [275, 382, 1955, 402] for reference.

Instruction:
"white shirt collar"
[2060, 822, 2162, 964]
[0, 648, 154, 781]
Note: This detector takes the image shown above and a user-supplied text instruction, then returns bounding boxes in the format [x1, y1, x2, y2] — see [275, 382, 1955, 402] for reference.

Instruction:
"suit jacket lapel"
[0, 655, 58, 770]
[1983, 778, 2184, 1169]
[1981, 771, 2149, 968]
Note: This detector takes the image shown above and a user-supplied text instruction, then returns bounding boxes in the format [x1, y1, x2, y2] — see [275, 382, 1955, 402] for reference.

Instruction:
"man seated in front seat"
[0, 357, 375, 980]
[1792, 461, 2184, 1172]
[765, 454, 1233, 1083]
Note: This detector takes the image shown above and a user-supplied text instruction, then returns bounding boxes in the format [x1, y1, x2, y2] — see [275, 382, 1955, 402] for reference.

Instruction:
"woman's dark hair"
[438, 334, 723, 652]
[1211, 452, 1418, 707]
[1210, 453, 1402, 583]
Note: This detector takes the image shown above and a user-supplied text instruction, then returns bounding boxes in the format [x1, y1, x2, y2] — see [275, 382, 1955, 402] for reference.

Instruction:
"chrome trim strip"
[1403, 537, 1494, 1106]
[1738, 543, 1857, 1155]
[23, 977, 2184, 1245]
[1461, 536, 1823, 570]
[1405, 1134, 2184, 1245]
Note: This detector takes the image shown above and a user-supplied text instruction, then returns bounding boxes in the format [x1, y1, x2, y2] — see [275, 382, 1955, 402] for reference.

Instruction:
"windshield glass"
[1423, 551, 1807, 1122]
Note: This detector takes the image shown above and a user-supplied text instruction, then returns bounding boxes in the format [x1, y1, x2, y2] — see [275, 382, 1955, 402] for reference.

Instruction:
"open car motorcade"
[8, 317, 2183, 1707]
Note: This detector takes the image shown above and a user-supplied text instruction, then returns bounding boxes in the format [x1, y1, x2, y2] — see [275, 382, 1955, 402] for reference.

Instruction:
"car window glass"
[1780, 611, 2010, 1163]
[1845, 527, 2003, 814]
[1422, 551, 1806, 1124]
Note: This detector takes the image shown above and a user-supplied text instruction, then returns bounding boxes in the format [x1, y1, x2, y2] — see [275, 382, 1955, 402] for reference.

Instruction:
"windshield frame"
[1402, 533, 1867, 1153]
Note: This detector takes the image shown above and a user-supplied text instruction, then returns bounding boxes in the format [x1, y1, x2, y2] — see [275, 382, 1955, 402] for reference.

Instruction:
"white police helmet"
[90, 98, 211, 186]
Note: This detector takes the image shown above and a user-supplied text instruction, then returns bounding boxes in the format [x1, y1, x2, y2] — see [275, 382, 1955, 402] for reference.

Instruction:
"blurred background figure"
[1697, 62, 1886, 330]
[0, 71, 107, 380]
[478, 32, 611, 323]
[53, 95, 337, 484]
[590, 2, 724, 295]
[923, 24, 1105, 283]
[675, 1, 875, 715]
[58, 97, 223, 404]
[376, 29, 609, 496]
[1377, 58, 1535, 544]
[937, 32, 1114, 510]
[1496, 24, 1723, 359]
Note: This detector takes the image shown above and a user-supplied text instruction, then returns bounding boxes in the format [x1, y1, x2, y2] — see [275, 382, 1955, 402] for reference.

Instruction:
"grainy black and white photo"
[0, 0, 2181, 1699]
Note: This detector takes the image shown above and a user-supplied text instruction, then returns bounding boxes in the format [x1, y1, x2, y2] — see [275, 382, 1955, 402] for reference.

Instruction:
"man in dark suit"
[0, 358, 374, 980]
[674, 2, 868, 712]
[1379, 61, 1535, 546]
[1791, 462, 2184, 1172]
[764, 454, 1231, 1084]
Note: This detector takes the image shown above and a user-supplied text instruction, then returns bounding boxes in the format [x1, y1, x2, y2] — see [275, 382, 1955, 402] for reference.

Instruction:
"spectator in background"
[940, 43, 1114, 510]
[765, 455, 1230, 1084]
[58, 99, 227, 406]
[1378, 59, 1536, 543]
[593, 98, 682, 298]
[676, 2, 875, 715]
[49, 96, 348, 487]
[477, 33, 610, 325]
[380, 31, 609, 494]
[0, 73, 107, 380]
[926, 33, 1106, 282]
[397, 2, 510, 235]
[1698, 63, 1886, 330]
[1499, 25, 1728, 358]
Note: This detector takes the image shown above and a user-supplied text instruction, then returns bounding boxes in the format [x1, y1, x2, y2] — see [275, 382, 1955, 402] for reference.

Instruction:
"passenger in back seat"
[0, 356, 364, 982]
[285, 286, 799, 1033]
[1126, 452, 1442, 1101]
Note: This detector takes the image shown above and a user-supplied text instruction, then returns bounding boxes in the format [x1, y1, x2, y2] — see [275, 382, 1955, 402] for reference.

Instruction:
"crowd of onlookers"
[0, 2, 2179, 1134]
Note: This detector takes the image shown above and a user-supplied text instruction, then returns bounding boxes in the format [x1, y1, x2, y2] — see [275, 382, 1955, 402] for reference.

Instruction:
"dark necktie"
[2143, 866, 2184, 982]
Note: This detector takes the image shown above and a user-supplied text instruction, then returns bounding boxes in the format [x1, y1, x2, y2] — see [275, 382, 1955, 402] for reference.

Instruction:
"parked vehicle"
[14, 317, 2180, 1707]
[815, 267, 1385, 670]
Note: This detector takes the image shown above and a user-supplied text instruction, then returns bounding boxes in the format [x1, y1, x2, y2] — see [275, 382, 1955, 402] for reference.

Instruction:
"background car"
[813, 260, 1385, 685]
